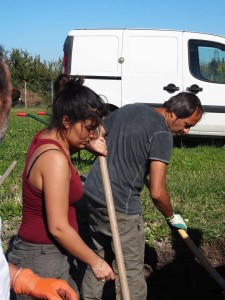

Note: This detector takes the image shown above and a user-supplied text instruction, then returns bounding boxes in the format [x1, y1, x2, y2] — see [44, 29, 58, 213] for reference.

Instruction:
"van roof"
[67, 28, 225, 39]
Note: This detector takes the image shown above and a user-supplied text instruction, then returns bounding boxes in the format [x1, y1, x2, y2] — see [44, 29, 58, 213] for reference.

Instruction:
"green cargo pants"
[80, 199, 147, 300]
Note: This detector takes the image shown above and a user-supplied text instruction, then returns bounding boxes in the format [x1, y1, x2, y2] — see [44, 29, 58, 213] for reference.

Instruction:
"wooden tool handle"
[0, 161, 17, 186]
[99, 156, 131, 300]
[178, 229, 225, 291]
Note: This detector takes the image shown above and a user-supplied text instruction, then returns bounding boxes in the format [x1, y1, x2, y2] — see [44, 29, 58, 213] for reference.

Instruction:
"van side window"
[189, 40, 225, 84]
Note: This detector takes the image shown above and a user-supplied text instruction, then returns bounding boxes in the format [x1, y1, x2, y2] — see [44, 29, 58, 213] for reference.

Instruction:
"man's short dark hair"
[163, 92, 204, 118]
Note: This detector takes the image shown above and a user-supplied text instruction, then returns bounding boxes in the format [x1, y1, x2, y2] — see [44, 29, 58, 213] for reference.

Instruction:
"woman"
[7, 75, 114, 299]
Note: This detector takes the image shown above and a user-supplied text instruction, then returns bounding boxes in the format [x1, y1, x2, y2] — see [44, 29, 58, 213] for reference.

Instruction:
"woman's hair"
[48, 74, 108, 132]
[163, 92, 204, 118]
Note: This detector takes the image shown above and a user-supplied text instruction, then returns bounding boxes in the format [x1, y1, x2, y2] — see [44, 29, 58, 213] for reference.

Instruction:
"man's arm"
[148, 160, 173, 218]
[147, 160, 187, 230]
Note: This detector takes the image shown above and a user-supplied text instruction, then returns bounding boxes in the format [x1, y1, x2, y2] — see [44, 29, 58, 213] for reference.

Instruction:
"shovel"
[99, 156, 131, 300]
[178, 229, 225, 291]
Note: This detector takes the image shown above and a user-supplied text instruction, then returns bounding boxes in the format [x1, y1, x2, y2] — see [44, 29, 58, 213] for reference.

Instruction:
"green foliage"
[200, 58, 225, 83]
[5, 48, 62, 103]
[0, 200, 22, 220]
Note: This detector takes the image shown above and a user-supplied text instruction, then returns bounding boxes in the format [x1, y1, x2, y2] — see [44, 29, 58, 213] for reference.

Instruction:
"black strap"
[27, 149, 61, 178]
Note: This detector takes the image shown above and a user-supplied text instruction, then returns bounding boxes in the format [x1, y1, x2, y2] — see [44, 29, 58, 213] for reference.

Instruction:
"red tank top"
[18, 130, 83, 244]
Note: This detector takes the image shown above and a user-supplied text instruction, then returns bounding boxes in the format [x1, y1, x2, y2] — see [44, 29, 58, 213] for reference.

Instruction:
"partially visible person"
[6, 73, 114, 300]
[0, 48, 79, 300]
[0, 48, 11, 143]
[0, 47, 79, 300]
[80, 92, 204, 300]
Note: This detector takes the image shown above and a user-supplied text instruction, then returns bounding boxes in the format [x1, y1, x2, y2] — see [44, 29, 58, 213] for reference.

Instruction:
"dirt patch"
[14, 89, 43, 107]
[145, 237, 225, 300]
[2, 217, 225, 300]
[103, 237, 225, 300]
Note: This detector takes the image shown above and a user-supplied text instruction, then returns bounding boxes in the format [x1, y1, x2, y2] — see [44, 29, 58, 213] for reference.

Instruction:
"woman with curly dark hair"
[7, 74, 114, 299]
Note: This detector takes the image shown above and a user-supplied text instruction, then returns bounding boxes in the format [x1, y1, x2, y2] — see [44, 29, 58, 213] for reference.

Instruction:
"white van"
[63, 29, 225, 137]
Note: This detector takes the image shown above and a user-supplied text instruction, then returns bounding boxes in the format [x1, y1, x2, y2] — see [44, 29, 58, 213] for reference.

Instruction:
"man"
[80, 92, 203, 300]
[0, 47, 78, 300]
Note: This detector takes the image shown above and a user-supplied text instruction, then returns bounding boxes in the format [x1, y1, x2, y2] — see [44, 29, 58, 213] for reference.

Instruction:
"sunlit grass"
[142, 144, 225, 244]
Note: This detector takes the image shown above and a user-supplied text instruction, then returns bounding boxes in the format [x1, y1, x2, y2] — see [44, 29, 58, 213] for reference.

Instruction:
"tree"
[5, 49, 62, 104]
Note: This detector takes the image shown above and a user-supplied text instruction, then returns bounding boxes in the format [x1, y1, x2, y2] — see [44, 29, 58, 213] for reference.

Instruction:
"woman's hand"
[87, 137, 107, 157]
[91, 259, 115, 282]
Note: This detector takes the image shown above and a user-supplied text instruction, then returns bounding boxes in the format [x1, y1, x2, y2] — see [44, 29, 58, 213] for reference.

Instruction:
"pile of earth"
[12, 89, 43, 107]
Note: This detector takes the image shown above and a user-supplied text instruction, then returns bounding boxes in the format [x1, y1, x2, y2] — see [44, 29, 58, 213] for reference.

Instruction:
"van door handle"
[186, 84, 203, 94]
[118, 57, 124, 64]
[163, 83, 179, 93]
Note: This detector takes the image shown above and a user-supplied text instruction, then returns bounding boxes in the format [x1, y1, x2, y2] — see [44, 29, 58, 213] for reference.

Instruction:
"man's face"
[0, 62, 12, 143]
[169, 110, 203, 136]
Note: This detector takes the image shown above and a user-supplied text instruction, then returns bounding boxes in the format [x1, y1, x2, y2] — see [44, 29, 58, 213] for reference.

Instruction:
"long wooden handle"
[0, 161, 17, 186]
[99, 156, 131, 300]
[178, 229, 225, 291]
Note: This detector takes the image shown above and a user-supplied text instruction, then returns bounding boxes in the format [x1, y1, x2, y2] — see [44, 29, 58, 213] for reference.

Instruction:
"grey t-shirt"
[84, 104, 173, 214]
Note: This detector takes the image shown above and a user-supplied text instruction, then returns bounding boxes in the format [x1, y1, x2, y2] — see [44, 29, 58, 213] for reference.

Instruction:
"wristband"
[91, 259, 103, 272]
[165, 214, 174, 221]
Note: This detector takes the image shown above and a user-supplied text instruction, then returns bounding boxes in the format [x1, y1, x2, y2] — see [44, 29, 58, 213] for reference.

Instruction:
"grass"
[141, 144, 225, 245]
[0, 108, 225, 247]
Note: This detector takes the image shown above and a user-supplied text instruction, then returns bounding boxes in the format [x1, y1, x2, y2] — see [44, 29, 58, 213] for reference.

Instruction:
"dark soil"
[144, 236, 225, 300]
[98, 235, 225, 300]
[2, 218, 225, 300]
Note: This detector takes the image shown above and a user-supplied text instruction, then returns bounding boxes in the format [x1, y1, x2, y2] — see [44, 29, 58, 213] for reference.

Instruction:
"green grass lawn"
[0, 108, 225, 246]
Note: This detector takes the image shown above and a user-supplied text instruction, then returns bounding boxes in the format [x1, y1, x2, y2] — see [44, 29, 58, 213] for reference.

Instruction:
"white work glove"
[166, 214, 187, 231]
